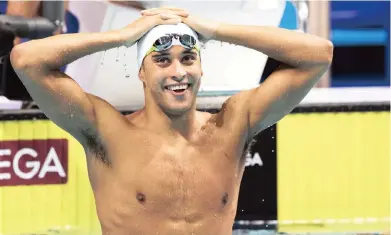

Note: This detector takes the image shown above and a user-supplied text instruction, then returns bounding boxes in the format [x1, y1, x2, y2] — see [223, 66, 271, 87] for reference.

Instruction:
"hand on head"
[121, 6, 220, 48]
[121, 7, 190, 47]
[140, 7, 220, 41]
[140, 7, 190, 20]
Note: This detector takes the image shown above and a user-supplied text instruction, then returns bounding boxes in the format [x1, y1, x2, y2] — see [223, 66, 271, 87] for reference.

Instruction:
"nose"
[170, 60, 187, 82]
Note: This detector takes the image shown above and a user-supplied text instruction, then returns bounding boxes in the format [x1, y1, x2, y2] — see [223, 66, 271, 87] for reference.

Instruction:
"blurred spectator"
[5, 0, 70, 45]
[3, 0, 78, 73]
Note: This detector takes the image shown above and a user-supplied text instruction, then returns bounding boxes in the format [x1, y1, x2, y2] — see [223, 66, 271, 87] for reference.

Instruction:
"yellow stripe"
[277, 112, 390, 233]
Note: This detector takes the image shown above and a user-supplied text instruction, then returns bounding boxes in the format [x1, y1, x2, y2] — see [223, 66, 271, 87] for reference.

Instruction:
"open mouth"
[164, 84, 191, 94]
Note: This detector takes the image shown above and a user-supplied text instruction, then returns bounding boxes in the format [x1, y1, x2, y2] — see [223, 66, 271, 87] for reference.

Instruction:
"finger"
[141, 7, 157, 12]
[172, 10, 189, 17]
[141, 9, 165, 16]
[159, 6, 187, 11]
[160, 10, 188, 17]
[160, 17, 182, 25]
[144, 6, 186, 11]
[141, 7, 187, 15]
[141, 11, 156, 16]
[143, 9, 189, 18]
[160, 13, 181, 20]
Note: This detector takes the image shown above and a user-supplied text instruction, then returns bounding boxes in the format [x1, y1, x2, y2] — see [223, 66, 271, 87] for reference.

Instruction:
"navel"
[136, 192, 146, 204]
[222, 193, 229, 205]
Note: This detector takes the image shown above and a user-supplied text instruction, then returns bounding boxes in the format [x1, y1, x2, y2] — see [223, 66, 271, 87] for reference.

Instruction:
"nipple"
[222, 193, 229, 205]
[136, 192, 146, 204]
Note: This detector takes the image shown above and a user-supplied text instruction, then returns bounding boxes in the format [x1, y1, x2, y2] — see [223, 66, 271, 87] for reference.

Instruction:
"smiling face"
[139, 45, 203, 117]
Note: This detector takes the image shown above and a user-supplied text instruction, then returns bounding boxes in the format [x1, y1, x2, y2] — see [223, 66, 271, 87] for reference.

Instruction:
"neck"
[143, 97, 198, 139]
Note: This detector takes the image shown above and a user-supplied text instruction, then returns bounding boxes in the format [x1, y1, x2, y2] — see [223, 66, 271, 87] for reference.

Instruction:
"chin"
[163, 103, 194, 117]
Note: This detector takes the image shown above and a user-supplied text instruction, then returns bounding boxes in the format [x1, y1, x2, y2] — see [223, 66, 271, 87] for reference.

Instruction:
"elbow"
[322, 39, 334, 65]
[309, 39, 333, 69]
[10, 44, 33, 70]
[10, 45, 26, 70]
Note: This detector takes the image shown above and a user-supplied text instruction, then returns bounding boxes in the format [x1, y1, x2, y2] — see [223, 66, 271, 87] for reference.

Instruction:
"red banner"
[0, 139, 68, 186]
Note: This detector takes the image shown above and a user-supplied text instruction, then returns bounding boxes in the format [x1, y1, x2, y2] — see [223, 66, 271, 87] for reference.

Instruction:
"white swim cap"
[136, 23, 201, 71]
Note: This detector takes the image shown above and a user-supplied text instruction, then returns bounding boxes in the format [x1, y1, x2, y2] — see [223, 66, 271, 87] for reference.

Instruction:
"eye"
[156, 57, 170, 64]
[182, 55, 196, 64]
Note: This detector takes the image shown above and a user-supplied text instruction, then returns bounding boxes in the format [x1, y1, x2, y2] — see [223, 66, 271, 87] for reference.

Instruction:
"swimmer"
[10, 7, 333, 235]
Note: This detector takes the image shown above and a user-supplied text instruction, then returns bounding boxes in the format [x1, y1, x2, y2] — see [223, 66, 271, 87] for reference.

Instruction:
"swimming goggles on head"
[145, 33, 199, 56]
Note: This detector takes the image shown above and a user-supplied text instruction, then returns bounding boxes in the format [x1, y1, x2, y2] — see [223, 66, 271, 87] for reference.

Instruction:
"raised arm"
[213, 24, 333, 139]
[10, 14, 183, 145]
[10, 30, 124, 144]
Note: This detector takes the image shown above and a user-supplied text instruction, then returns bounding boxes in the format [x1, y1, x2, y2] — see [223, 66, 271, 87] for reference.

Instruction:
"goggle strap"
[145, 46, 157, 58]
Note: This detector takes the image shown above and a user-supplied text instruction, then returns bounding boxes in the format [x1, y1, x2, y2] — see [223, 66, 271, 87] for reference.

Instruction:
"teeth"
[166, 84, 189, 91]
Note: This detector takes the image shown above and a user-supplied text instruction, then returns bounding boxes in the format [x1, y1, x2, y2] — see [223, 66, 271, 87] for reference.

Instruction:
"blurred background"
[0, 0, 390, 235]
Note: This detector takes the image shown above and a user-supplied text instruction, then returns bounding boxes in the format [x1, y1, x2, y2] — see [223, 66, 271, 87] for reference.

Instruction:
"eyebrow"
[183, 50, 198, 56]
[151, 50, 198, 58]
[152, 52, 170, 58]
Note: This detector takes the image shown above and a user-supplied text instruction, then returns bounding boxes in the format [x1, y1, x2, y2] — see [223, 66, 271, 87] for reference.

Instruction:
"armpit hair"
[242, 138, 257, 159]
[80, 128, 111, 167]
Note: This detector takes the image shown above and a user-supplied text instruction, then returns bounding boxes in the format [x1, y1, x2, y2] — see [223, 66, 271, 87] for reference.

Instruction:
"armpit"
[80, 128, 111, 166]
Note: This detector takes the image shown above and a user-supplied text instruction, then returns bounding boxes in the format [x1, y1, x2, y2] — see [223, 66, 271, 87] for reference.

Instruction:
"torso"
[82, 99, 250, 235]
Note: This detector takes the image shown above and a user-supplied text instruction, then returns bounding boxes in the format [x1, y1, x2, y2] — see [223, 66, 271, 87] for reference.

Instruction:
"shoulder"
[85, 93, 130, 125]
[215, 90, 252, 122]
[203, 92, 250, 130]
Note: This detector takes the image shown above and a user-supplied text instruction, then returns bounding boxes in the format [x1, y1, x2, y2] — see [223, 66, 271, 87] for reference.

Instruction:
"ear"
[138, 65, 145, 82]
[198, 53, 204, 77]
[199, 63, 204, 77]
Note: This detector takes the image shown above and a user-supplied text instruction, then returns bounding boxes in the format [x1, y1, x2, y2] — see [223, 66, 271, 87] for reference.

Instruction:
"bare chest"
[101, 129, 246, 215]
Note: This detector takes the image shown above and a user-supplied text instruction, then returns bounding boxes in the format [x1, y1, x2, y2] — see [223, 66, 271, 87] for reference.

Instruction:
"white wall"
[65, 0, 108, 92]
